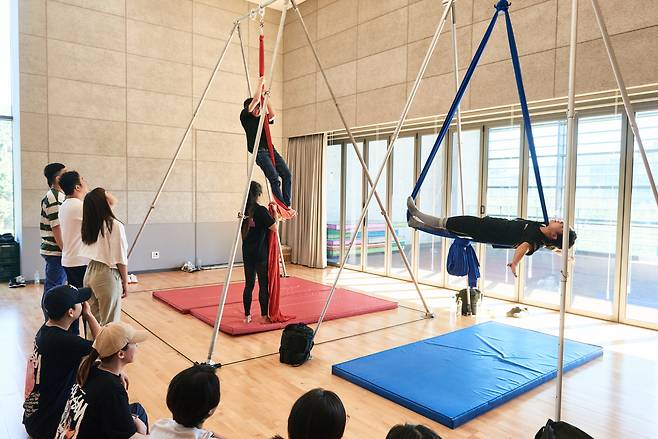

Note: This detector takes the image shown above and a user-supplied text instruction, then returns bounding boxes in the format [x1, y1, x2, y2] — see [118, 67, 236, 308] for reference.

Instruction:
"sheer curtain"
[282, 133, 327, 268]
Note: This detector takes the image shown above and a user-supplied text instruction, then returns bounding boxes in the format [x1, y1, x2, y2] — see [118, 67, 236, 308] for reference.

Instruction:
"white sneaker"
[244, 315, 252, 324]
[127, 273, 139, 284]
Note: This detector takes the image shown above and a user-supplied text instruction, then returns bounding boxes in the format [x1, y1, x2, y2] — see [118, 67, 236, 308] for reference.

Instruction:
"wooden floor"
[3, 265, 658, 438]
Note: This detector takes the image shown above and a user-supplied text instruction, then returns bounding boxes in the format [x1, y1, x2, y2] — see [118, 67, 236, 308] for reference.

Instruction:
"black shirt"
[446, 216, 546, 255]
[240, 108, 275, 153]
[56, 365, 137, 439]
[242, 204, 275, 264]
[23, 324, 92, 439]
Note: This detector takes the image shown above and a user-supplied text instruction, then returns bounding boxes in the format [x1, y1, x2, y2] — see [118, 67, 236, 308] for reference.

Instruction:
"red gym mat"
[152, 276, 327, 313]
[190, 287, 397, 335]
[152, 276, 397, 335]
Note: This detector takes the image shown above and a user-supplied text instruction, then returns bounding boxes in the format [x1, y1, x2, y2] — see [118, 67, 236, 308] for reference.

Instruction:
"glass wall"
[344, 142, 363, 267]
[570, 114, 622, 316]
[522, 121, 567, 306]
[417, 134, 446, 284]
[482, 125, 521, 298]
[326, 144, 342, 264]
[365, 139, 388, 273]
[390, 137, 415, 277]
[0, 0, 14, 234]
[626, 110, 658, 325]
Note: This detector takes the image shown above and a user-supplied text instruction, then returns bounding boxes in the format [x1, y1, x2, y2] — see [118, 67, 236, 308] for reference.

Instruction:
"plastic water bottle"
[34, 270, 40, 285]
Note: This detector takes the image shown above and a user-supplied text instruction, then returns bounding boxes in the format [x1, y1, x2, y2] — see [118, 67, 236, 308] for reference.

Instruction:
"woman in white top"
[80, 188, 128, 326]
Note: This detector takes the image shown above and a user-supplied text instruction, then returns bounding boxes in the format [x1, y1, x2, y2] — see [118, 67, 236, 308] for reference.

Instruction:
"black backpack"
[279, 323, 314, 366]
[535, 419, 594, 439]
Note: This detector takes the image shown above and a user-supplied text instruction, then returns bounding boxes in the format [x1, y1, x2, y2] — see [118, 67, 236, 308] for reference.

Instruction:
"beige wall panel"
[357, 8, 408, 58]
[283, 103, 316, 137]
[248, 48, 284, 86]
[49, 115, 126, 156]
[406, 71, 468, 119]
[110, 191, 128, 224]
[472, 0, 547, 23]
[283, 73, 316, 109]
[247, 18, 282, 50]
[127, 123, 192, 160]
[23, 189, 47, 227]
[21, 151, 48, 190]
[283, 12, 317, 54]
[315, 94, 356, 132]
[555, 26, 658, 97]
[556, 0, 658, 46]
[127, 89, 192, 127]
[356, 45, 407, 93]
[194, 100, 243, 133]
[269, 81, 284, 112]
[128, 191, 193, 224]
[19, 73, 47, 114]
[317, 0, 357, 40]
[47, 1, 125, 51]
[196, 161, 247, 192]
[314, 27, 357, 69]
[358, 0, 407, 24]
[127, 158, 193, 191]
[193, 36, 244, 74]
[470, 50, 555, 110]
[53, 0, 125, 16]
[49, 152, 127, 191]
[315, 61, 356, 102]
[194, 68, 246, 105]
[195, 130, 248, 163]
[408, 0, 473, 43]
[317, 0, 337, 10]
[193, 2, 236, 40]
[283, 45, 317, 81]
[128, 55, 192, 96]
[127, 19, 192, 65]
[19, 34, 46, 75]
[195, 0, 247, 15]
[19, 0, 46, 37]
[356, 83, 407, 126]
[20, 112, 48, 152]
[127, 0, 192, 32]
[289, 0, 317, 22]
[196, 192, 243, 222]
[48, 77, 125, 121]
[472, 1, 556, 66]
[406, 26, 471, 80]
[48, 40, 126, 87]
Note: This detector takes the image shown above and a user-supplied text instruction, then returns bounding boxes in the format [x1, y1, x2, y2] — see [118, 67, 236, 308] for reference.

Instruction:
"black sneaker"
[9, 276, 26, 288]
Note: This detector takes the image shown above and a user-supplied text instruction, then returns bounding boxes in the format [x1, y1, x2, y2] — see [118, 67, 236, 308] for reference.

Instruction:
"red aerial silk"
[267, 202, 293, 322]
[259, 31, 295, 220]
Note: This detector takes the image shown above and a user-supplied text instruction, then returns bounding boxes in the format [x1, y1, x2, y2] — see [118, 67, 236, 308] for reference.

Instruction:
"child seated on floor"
[150, 363, 224, 439]
[271, 388, 346, 439]
[386, 423, 442, 439]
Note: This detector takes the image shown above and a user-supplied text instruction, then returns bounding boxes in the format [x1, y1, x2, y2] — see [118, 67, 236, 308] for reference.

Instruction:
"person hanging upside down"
[407, 197, 576, 277]
[240, 76, 292, 208]
[241, 181, 278, 324]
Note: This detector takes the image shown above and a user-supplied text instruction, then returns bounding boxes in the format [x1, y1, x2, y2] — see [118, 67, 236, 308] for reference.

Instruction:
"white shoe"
[244, 315, 252, 324]
[127, 273, 139, 284]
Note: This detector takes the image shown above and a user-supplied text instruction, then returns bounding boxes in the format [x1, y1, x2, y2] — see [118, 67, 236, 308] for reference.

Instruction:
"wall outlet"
[151, 251, 160, 259]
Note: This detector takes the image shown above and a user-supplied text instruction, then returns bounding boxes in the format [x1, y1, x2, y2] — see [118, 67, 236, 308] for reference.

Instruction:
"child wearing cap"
[23, 285, 101, 439]
[56, 321, 149, 439]
[151, 363, 225, 439]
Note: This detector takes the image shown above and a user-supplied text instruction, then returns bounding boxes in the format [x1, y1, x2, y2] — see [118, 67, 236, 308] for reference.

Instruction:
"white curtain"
[282, 134, 327, 268]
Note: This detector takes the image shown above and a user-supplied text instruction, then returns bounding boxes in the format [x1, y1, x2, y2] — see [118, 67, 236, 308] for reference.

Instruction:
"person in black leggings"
[407, 197, 576, 277]
[241, 181, 278, 324]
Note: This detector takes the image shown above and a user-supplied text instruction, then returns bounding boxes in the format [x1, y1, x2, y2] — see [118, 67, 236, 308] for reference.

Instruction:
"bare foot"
[261, 315, 272, 324]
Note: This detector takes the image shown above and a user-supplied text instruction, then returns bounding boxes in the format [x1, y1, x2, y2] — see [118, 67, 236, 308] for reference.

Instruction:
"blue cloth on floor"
[332, 321, 602, 429]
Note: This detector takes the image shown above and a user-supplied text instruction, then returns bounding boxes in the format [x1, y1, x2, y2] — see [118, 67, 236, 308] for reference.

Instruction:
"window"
[390, 137, 415, 277]
[0, 0, 14, 234]
[344, 142, 363, 267]
[365, 139, 388, 273]
[570, 114, 622, 316]
[482, 125, 521, 298]
[417, 134, 446, 283]
[626, 110, 658, 324]
[326, 143, 341, 265]
[522, 120, 567, 306]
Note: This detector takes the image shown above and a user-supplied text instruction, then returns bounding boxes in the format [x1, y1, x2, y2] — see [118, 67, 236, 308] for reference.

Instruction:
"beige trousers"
[84, 260, 122, 329]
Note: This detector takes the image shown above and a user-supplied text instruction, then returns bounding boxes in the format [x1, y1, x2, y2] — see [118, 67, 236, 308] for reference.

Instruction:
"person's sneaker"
[244, 315, 252, 324]
[506, 306, 528, 318]
[127, 273, 139, 284]
[8, 276, 26, 288]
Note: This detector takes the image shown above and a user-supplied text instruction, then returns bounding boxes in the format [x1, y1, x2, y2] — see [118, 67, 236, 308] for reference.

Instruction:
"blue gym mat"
[332, 321, 602, 429]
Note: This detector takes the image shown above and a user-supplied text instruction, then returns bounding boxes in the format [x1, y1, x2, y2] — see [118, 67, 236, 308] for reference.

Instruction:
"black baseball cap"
[43, 285, 92, 320]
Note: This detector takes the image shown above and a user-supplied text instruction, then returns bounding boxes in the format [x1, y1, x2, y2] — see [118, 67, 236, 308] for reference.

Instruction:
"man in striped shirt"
[40, 163, 68, 319]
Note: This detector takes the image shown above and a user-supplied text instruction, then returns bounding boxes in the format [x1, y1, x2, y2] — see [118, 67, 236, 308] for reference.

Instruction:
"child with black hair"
[271, 388, 346, 439]
[150, 363, 225, 439]
[386, 423, 442, 439]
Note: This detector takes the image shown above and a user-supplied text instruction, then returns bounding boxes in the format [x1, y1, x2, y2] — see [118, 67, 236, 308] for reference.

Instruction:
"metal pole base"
[423, 312, 435, 319]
